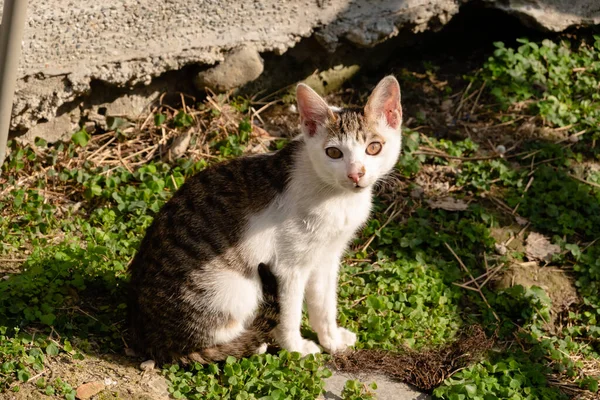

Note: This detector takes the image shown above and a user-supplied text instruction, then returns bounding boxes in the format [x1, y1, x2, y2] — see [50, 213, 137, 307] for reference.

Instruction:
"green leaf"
[40, 313, 56, 326]
[46, 343, 59, 356]
[17, 369, 30, 382]
[154, 113, 167, 126]
[71, 129, 90, 147]
[174, 111, 193, 128]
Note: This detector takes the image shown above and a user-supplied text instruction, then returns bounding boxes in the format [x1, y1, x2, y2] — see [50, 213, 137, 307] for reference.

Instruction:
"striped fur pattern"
[127, 76, 403, 365]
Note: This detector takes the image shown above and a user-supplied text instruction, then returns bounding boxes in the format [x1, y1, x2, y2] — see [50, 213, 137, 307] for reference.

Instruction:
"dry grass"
[331, 325, 494, 392]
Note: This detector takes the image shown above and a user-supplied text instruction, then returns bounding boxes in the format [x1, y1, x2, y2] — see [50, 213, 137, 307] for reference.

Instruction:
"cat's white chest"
[300, 193, 371, 238]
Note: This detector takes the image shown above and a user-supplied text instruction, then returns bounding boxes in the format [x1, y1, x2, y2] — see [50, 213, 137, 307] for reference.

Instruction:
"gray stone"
[83, 83, 163, 130]
[484, 0, 600, 31]
[140, 375, 170, 400]
[99, 91, 161, 120]
[21, 109, 80, 144]
[195, 46, 264, 92]
[139, 359, 156, 371]
[323, 372, 429, 400]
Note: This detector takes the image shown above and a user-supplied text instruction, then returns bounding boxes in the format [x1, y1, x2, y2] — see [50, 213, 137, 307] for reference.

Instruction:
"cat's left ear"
[365, 76, 402, 130]
[296, 84, 334, 137]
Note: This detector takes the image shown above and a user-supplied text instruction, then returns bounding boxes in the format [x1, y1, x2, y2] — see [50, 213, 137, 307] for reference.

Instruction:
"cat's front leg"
[305, 256, 356, 353]
[272, 268, 321, 356]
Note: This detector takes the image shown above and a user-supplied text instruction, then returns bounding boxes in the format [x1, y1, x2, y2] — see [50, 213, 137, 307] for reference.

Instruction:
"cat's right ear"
[296, 84, 333, 137]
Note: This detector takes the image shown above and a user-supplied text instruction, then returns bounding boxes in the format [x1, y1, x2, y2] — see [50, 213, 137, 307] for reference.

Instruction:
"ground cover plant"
[0, 32, 599, 399]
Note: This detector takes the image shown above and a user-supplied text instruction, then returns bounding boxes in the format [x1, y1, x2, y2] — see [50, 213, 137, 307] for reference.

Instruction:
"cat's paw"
[319, 327, 357, 354]
[254, 343, 268, 355]
[287, 338, 321, 357]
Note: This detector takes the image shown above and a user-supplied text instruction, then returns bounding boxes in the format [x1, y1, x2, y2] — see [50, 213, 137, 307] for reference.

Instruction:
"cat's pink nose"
[348, 171, 364, 184]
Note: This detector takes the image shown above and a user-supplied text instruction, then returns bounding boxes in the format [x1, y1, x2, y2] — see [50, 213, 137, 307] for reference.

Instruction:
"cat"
[127, 75, 403, 364]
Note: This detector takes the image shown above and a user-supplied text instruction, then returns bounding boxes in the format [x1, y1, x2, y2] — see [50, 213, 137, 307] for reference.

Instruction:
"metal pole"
[0, 0, 28, 166]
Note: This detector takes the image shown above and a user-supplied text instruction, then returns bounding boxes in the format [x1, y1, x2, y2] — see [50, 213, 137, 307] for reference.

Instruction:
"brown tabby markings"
[327, 108, 385, 145]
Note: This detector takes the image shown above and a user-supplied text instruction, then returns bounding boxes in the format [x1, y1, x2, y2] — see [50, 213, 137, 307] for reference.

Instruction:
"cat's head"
[296, 76, 403, 192]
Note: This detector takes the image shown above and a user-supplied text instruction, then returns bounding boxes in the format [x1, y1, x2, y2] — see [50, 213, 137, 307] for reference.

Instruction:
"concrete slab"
[323, 372, 430, 400]
[3, 0, 461, 131]
[1, 0, 598, 134]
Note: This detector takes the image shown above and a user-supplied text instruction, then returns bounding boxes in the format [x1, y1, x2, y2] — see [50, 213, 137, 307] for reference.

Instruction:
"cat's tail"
[180, 329, 269, 365]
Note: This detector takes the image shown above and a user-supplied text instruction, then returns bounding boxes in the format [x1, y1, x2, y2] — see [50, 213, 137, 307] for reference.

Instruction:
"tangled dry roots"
[331, 325, 494, 392]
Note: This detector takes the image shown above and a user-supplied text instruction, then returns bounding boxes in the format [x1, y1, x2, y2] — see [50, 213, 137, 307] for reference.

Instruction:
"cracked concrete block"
[195, 47, 264, 93]
[3, 0, 598, 139]
[483, 0, 600, 31]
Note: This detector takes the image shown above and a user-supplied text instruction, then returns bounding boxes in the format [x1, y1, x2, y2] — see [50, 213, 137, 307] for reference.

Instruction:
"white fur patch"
[191, 269, 261, 338]
[214, 320, 245, 344]
[255, 342, 268, 355]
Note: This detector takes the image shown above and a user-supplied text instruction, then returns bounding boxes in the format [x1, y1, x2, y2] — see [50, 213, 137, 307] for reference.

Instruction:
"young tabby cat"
[128, 76, 403, 364]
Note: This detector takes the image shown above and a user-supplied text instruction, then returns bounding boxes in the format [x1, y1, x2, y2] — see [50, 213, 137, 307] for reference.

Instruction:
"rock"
[20, 109, 80, 144]
[322, 372, 428, 400]
[486, 0, 600, 31]
[195, 47, 264, 93]
[140, 359, 156, 371]
[495, 243, 508, 256]
[427, 196, 469, 211]
[8, 0, 600, 138]
[104, 377, 118, 387]
[76, 381, 105, 400]
[141, 375, 171, 400]
[83, 84, 163, 130]
[167, 130, 193, 160]
[98, 91, 160, 120]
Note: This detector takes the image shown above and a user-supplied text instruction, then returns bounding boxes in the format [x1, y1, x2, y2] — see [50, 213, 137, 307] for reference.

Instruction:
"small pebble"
[495, 243, 507, 256]
[76, 381, 105, 400]
[140, 359, 156, 371]
[288, 104, 297, 114]
[568, 135, 580, 143]
[104, 377, 117, 386]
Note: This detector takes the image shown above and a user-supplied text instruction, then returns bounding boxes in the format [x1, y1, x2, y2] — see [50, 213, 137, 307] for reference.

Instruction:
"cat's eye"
[366, 142, 383, 156]
[325, 147, 343, 159]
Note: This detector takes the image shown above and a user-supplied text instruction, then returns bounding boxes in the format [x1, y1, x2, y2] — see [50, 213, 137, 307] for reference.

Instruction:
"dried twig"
[568, 173, 600, 189]
[445, 243, 500, 321]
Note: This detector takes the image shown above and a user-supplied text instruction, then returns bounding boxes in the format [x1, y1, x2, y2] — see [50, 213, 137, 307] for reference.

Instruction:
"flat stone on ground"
[323, 372, 430, 400]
